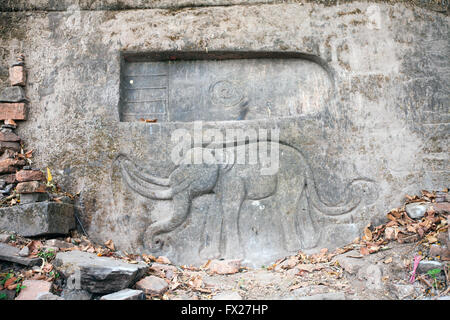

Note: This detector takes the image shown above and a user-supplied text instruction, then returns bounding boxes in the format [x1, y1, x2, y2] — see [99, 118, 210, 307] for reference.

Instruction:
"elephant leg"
[218, 177, 246, 259]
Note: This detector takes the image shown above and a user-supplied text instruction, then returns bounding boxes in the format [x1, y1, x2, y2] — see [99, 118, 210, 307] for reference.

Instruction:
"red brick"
[207, 259, 241, 275]
[0, 158, 25, 173]
[15, 280, 51, 300]
[9, 65, 26, 87]
[0, 131, 20, 142]
[0, 103, 26, 120]
[16, 170, 45, 182]
[16, 181, 47, 193]
[0, 141, 20, 153]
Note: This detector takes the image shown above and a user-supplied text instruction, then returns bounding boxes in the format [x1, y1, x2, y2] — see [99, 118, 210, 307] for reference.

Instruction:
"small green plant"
[49, 270, 60, 279]
[38, 248, 56, 261]
[0, 293, 7, 300]
[426, 268, 441, 288]
[15, 283, 25, 294]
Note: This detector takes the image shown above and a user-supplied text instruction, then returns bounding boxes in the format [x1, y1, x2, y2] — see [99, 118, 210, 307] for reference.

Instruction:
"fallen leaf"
[360, 247, 369, 256]
[104, 239, 115, 251]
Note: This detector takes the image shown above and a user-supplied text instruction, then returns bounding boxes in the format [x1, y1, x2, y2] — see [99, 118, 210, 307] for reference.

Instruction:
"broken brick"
[0, 103, 26, 120]
[16, 170, 45, 182]
[9, 65, 26, 87]
[0, 158, 26, 173]
[16, 181, 47, 193]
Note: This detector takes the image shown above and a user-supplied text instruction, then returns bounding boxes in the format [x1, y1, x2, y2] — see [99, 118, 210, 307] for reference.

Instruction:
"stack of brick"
[0, 55, 48, 205]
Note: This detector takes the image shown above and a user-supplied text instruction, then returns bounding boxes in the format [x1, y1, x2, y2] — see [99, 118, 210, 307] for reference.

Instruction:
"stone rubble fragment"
[100, 288, 146, 300]
[405, 203, 429, 219]
[0, 243, 41, 266]
[0, 201, 75, 237]
[36, 292, 64, 300]
[207, 259, 241, 275]
[135, 275, 169, 295]
[53, 251, 148, 294]
[0, 86, 27, 103]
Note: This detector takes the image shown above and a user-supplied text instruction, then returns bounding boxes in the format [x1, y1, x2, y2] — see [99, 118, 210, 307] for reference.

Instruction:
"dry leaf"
[156, 256, 171, 264]
[104, 239, 115, 251]
[360, 247, 369, 256]
[383, 257, 393, 264]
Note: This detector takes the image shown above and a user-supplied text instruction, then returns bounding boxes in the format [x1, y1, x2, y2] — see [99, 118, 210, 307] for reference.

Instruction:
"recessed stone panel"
[119, 53, 332, 122]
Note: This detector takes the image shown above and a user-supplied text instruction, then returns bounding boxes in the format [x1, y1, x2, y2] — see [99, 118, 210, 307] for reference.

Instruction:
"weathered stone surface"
[0, 201, 75, 237]
[149, 262, 178, 280]
[53, 251, 148, 294]
[0, 87, 26, 103]
[135, 275, 169, 295]
[60, 289, 92, 300]
[36, 292, 64, 300]
[16, 181, 47, 193]
[0, 1, 447, 267]
[332, 252, 367, 275]
[15, 280, 51, 300]
[18, 246, 29, 257]
[405, 203, 429, 219]
[20, 192, 50, 204]
[213, 291, 242, 300]
[295, 292, 346, 300]
[0, 233, 10, 243]
[45, 239, 75, 249]
[0, 103, 26, 120]
[391, 284, 416, 299]
[0, 243, 41, 266]
[16, 169, 45, 182]
[357, 265, 384, 290]
[9, 65, 26, 87]
[100, 288, 145, 300]
[208, 259, 241, 275]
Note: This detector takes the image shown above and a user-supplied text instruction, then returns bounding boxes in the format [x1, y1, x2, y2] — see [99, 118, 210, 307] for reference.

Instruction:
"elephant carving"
[115, 139, 378, 260]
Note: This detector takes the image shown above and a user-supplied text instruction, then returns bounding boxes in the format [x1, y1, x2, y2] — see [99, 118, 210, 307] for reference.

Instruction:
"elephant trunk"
[118, 156, 174, 200]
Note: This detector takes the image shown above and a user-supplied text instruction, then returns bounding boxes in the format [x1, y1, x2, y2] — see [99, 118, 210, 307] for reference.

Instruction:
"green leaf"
[426, 268, 441, 278]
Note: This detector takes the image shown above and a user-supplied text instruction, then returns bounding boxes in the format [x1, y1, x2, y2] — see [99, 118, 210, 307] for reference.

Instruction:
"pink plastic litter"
[409, 255, 422, 283]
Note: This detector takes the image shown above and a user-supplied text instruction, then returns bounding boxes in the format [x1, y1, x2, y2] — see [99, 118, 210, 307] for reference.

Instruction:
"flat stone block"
[0, 201, 75, 237]
[15, 280, 51, 300]
[54, 251, 148, 294]
[19, 192, 49, 204]
[0, 243, 41, 266]
[16, 181, 47, 193]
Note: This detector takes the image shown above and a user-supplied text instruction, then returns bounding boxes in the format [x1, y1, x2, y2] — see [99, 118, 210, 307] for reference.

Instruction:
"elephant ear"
[116, 154, 174, 200]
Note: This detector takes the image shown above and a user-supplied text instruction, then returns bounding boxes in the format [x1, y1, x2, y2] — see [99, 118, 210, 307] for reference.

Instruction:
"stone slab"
[0, 201, 75, 237]
[0, 243, 41, 266]
[100, 288, 145, 300]
[53, 251, 148, 294]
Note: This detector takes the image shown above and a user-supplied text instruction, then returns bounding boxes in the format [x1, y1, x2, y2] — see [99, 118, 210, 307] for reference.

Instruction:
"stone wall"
[0, 0, 448, 266]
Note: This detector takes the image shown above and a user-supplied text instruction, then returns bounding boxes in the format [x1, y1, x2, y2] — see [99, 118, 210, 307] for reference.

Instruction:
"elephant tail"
[304, 165, 375, 217]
